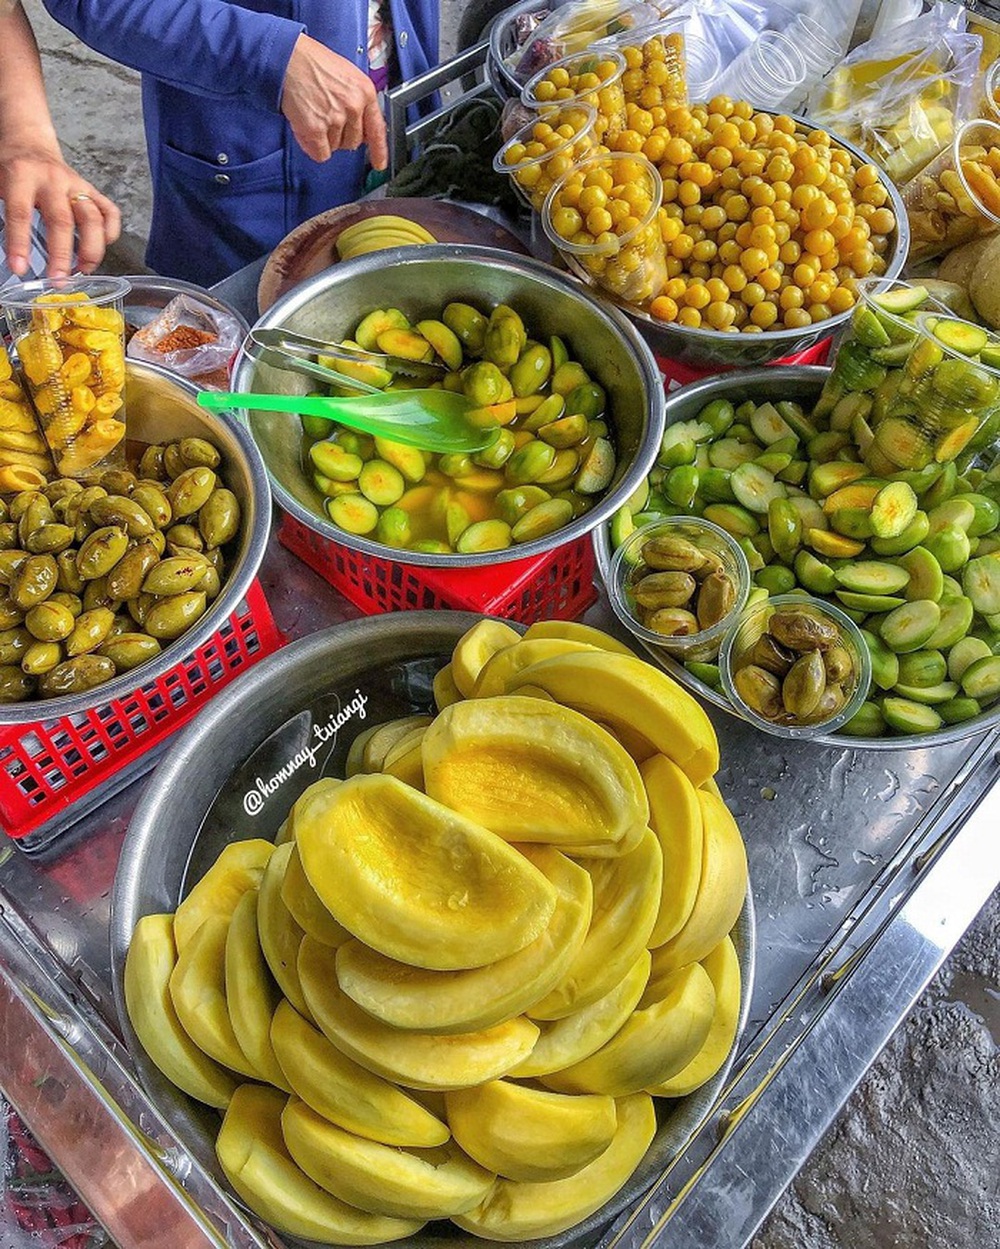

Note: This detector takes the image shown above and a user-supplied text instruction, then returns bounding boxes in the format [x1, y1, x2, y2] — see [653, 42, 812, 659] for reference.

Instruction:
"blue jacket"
[43, 0, 438, 284]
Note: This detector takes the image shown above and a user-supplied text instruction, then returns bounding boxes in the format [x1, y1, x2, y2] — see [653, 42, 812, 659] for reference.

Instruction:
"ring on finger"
[69, 192, 94, 204]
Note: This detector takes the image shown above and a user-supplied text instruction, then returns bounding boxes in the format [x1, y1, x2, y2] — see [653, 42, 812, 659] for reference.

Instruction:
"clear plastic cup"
[723, 30, 807, 112]
[492, 102, 599, 212]
[609, 515, 750, 663]
[601, 17, 689, 108]
[720, 593, 870, 740]
[783, 14, 843, 111]
[542, 152, 667, 305]
[983, 59, 1000, 123]
[521, 48, 628, 144]
[901, 118, 1000, 264]
[684, 34, 722, 103]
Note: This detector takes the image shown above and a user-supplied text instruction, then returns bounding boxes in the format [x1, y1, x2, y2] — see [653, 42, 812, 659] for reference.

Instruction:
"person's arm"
[0, 2, 120, 277]
[42, 0, 386, 168]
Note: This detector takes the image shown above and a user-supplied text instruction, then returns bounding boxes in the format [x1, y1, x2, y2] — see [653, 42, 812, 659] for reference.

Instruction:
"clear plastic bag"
[126, 293, 243, 390]
[508, 0, 661, 83]
[806, 2, 983, 186]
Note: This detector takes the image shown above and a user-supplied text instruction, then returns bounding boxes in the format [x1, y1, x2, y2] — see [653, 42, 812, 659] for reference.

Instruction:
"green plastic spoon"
[197, 388, 499, 455]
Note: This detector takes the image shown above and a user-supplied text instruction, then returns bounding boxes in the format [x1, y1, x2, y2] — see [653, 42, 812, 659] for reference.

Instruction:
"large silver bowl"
[231, 244, 666, 568]
[0, 361, 271, 725]
[594, 365, 1000, 750]
[111, 610, 755, 1249]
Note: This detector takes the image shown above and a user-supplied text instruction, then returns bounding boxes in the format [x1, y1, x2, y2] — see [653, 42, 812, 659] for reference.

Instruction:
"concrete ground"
[17, 1, 1000, 1245]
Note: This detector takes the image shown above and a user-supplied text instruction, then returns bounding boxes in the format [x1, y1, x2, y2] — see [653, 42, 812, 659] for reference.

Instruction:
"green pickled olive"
[25, 523, 75, 555]
[549, 334, 569, 370]
[839, 700, 887, 737]
[11, 554, 58, 611]
[65, 607, 115, 657]
[782, 650, 826, 719]
[734, 664, 783, 718]
[960, 654, 1000, 702]
[699, 398, 736, 437]
[49, 592, 82, 618]
[496, 486, 551, 525]
[947, 636, 992, 682]
[82, 575, 122, 614]
[511, 497, 574, 544]
[142, 555, 209, 596]
[472, 428, 516, 470]
[0, 597, 23, 630]
[167, 466, 217, 517]
[699, 467, 736, 503]
[939, 695, 982, 724]
[0, 499, 7, 523]
[879, 599, 942, 654]
[356, 460, 406, 508]
[99, 468, 138, 496]
[162, 443, 187, 479]
[536, 447, 579, 488]
[442, 302, 487, 355]
[646, 606, 700, 635]
[0, 664, 35, 703]
[201, 545, 225, 575]
[55, 550, 84, 595]
[89, 495, 157, 539]
[326, 493, 379, 535]
[438, 454, 474, 478]
[138, 444, 166, 480]
[108, 612, 141, 639]
[484, 305, 526, 370]
[0, 550, 29, 586]
[697, 571, 737, 628]
[331, 430, 375, 460]
[200, 564, 222, 601]
[823, 645, 855, 684]
[99, 632, 162, 672]
[563, 381, 606, 420]
[462, 361, 511, 406]
[634, 571, 696, 610]
[923, 524, 971, 573]
[509, 344, 552, 397]
[21, 641, 63, 676]
[755, 565, 796, 595]
[641, 535, 704, 572]
[76, 526, 128, 581]
[178, 436, 221, 470]
[144, 591, 208, 641]
[550, 361, 590, 396]
[456, 519, 513, 554]
[373, 438, 426, 485]
[106, 541, 161, 601]
[301, 414, 332, 441]
[198, 489, 241, 547]
[24, 600, 75, 642]
[664, 465, 700, 508]
[130, 485, 173, 531]
[411, 539, 453, 554]
[127, 594, 155, 627]
[39, 654, 116, 698]
[0, 628, 31, 664]
[521, 393, 566, 434]
[505, 440, 556, 486]
[538, 413, 589, 449]
[745, 634, 795, 677]
[896, 649, 947, 688]
[0, 522, 19, 550]
[74, 512, 96, 545]
[767, 497, 802, 561]
[165, 523, 203, 552]
[8, 492, 43, 524]
[375, 507, 412, 550]
[18, 496, 54, 546]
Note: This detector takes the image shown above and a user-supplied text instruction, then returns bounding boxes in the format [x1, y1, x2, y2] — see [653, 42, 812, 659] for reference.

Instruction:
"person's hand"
[0, 140, 120, 279]
[281, 33, 388, 170]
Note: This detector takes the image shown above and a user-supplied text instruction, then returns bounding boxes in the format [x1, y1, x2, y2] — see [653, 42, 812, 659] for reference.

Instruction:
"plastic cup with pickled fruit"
[2, 275, 130, 479]
[901, 119, 1000, 265]
[609, 515, 750, 663]
[521, 48, 628, 144]
[542, 152, 667, 306]
[720, 593, 870, 740]
[493, 103, 598, 212]
[600, 18, 690, 110]
[982, 58, 1000, 124]
[864, 312, 1000, 475]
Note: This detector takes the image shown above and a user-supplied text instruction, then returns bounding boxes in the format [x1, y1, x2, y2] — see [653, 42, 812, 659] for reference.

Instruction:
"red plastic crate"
[656, 337, 832, 391]
[0, 580, 283, 848]
[279, 513, 598, 623]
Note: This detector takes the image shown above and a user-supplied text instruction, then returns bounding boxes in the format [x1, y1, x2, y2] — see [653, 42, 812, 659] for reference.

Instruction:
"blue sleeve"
[41, 0, 304, 111]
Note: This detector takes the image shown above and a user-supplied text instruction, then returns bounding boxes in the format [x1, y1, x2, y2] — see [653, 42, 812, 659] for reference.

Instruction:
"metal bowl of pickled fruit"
[231, 244, 665, 568]
[0, 361, 271, 724]
[594, 365, 1000, 749]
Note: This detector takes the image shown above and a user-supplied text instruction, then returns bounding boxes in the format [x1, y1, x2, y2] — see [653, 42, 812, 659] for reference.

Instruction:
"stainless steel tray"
[109, 610, 756, 1249]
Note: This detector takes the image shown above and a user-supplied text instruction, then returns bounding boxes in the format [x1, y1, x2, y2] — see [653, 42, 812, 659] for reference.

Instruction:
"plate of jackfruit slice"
[112, 610, 754, 1248]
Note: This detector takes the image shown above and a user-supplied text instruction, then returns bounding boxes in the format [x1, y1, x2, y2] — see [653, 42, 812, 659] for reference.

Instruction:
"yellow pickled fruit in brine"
[173, 838, 275, 952]
[67, 302, 124, 332]
[294, 773, 557, 971]
[17, 330, 63, 385]
[58, 326, 120, 353]
[95, 346, 126, 393]
[59, 352, 92, 388]
[216, 1085, 423, 1244]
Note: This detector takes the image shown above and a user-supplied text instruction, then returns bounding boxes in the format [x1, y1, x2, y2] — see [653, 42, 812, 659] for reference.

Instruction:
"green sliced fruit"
[920, 462, 958, 510]
[839, 700, 887, 736]
[924, 525, 971, 573]
[699, 468, 736, 503]
[932, 318, 988, 355]
[871, 285, 928, 315]
[708, 439, 759, 471]
[851, 306, 892, 348]
[896, 546, 944, 602]
[731, 462, 785, 514]
[699, 399, 736, 437]
[794, 550, 837, 594]
[962, 552, 1000, 615]
[897, 649, 947, 688]
[835, 561, 910, 596]
[879, 599, 942, 653]
[767, 497, 801, 560]
[925, 594, 975, 651]
[703, 504, 759, 538]
[928, 499, 976, 535]
[774, 400, 818, 440]
[939, 696, 982, 723]
[947, 636, 992, 682]
[961, 654, 1000, 702]
[809, 461, 868, 499]
[963, 493, 1000, 537]
[892, 680, 960, 705]
[749, 402, 794, 446]
[871, 510, 930, 555]
[881, 697, 944, 734]
[755, 565, 796, 594]
[835, 590, 906, 613]
[870, 481, 918, 539]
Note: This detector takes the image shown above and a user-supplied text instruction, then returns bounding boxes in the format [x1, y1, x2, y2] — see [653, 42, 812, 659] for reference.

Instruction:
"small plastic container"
[982, 59, 1000, 124]
[684, 34, 722, 103]
[1, 275, 130, 479]
[542, 151, 667, 305]
[720, 593, 870, 740]
[493, 102, 599, 212]
[521, 48, 628, 143]
[608, 516, 750, 663]
[722, 31, 807, 112]
[602, 17, 689, 108]
[782, 14, 844, 112]
[901, 119, 1000, 264]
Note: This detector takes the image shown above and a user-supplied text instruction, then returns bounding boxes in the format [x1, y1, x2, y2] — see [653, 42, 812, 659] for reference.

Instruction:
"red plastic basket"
[656, 337, 832, 392]
[279, 513, 598, 623]
[0, 581, 283, 850]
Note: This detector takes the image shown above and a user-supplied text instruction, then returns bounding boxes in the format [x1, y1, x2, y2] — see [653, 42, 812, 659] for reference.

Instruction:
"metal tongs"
[247, 327, 446, 390]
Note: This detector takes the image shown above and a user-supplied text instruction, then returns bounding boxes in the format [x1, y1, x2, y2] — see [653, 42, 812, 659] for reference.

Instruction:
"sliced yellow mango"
[445, 1079, 617, 1182]
[281, 843, 351, 948]
[451, 618, 521, 697]
[521, 620, 638, 656]
[640, 754, 705, 948]
[361, 715, 432, 773]
[295, 774, 556, 971]
[285, 776, 342, 840]
[281, 1098, 495, 1220]
[298, 935, 539, 1090]
[173, 838, 274, 952]
[258, 841, 312, 1018]
[471, 638, 598, 698]
[225, 888, 288, 1090]
[432, 662, 463, 711]
[216, 1085, 422, 1245]
[381, 727, 426, 789]
[124, 913, 237, 1109]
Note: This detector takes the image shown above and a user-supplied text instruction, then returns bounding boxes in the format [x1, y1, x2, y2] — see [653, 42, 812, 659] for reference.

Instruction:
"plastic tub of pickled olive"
[493, 102, 599, 213]
[609, 516, 750, 662]
[719, 593, 871, 740]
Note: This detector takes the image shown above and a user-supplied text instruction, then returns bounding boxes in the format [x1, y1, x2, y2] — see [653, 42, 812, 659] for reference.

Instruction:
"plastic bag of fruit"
[508, 0, 660, 83]
[806, 3, 982, 186]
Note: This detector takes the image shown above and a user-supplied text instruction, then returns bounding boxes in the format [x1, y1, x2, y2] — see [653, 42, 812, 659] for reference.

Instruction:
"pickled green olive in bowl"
[300, 301, 617, 555]
[0, 435, 241, 705]
[720, 595, 870, 739]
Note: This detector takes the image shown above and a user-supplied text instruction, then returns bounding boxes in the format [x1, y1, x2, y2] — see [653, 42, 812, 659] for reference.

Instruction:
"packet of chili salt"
[126, 293, 243, 389]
